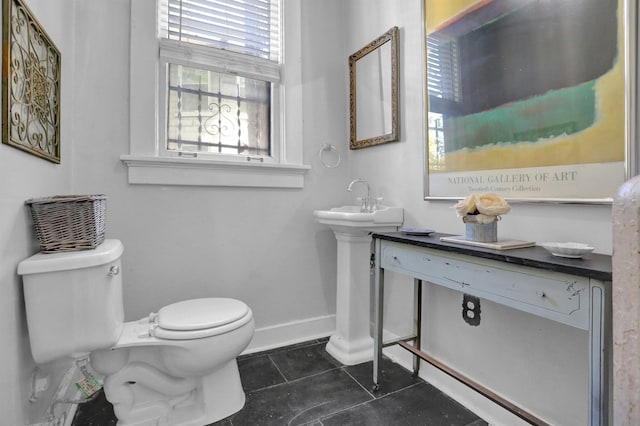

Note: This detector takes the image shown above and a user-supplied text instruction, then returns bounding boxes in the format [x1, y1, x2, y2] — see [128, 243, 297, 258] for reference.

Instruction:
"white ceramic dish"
[540, 242, 595, 258]
[400, 227, 435, 236]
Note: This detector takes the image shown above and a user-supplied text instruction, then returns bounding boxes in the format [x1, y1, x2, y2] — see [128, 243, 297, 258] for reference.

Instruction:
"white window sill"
[120, 155, 311, 188]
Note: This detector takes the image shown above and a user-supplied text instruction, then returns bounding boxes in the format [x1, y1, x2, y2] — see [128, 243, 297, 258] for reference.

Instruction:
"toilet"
[17, 239, 254, 426]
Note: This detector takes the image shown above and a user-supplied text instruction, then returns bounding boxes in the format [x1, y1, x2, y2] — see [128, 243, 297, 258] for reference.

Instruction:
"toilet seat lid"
[157, 298, 249, 331]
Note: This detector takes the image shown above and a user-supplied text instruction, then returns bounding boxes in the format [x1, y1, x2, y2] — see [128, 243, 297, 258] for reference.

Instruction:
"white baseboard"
[36, 320, 528, 426]
[244, 318, 527, 423]
[32, 314, 335, 425]
[243, 314, 336, 354]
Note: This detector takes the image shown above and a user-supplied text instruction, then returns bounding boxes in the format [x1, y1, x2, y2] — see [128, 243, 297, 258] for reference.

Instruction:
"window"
[426, 33, 460, 171]
[426, 33, 460, 103]
[123, 0, 309, 188]
[160, 0, 280, 60]
[159, 0, 279, 161]
[165, 65, 271, 157]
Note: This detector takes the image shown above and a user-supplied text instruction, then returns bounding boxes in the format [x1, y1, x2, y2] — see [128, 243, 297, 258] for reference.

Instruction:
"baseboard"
[31, 314, 334, 424]
[381, 334, 529, 426]
[243, 314, 336, 354]
[30, 314, 335, 425]
[35, 320, 526, 425]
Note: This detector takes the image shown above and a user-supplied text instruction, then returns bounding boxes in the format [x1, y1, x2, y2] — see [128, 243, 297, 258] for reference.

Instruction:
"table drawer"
[380, 242, 589, 327]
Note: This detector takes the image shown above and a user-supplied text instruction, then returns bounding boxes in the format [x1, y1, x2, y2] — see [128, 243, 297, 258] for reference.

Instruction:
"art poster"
[424, 0, 632, 202]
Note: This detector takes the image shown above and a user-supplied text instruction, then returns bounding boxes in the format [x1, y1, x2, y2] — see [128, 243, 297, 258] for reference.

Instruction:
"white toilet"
[18, 239, 255, 426]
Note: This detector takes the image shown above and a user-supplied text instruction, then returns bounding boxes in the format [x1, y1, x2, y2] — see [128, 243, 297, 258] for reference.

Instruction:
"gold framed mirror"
[349, 26, 399, 150]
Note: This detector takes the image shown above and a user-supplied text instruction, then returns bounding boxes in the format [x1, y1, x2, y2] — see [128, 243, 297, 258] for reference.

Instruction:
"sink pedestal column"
[314, 205, 403, 366]
[325, 226, 397, 365]
[326, 230, 372, 365]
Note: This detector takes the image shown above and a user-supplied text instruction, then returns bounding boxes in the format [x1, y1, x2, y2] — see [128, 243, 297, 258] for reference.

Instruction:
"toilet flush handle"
[107, 265, 120, 276]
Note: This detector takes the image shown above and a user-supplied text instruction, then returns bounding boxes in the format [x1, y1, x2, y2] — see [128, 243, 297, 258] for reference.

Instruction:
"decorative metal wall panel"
[2, 0, 61, 163]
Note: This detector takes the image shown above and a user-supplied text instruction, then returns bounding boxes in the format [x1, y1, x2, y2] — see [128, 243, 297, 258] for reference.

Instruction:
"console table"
[372, 232, 612, 426]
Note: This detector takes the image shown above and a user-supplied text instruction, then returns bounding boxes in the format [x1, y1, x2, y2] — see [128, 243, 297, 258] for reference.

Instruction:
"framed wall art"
[2, 0, 61, 163]
[423, 0, 637, 203]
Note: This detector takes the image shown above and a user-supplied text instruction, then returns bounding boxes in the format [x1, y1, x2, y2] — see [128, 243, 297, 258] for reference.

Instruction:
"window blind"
[427, 33, 460, 102]
[159, 0, 280, 62]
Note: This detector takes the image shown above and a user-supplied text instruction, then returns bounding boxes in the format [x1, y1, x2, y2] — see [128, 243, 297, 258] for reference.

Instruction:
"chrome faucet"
[347, 178, 375, 212]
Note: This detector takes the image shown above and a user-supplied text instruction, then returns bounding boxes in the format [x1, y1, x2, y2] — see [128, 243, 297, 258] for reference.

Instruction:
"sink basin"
[314, 205, 403, 233]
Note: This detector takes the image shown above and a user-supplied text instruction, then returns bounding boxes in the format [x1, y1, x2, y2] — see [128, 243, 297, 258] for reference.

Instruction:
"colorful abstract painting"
[425, 0, 631, 201]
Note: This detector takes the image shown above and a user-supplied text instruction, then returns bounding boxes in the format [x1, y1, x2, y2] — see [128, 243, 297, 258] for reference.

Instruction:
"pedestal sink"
[314, 205, 403, 365]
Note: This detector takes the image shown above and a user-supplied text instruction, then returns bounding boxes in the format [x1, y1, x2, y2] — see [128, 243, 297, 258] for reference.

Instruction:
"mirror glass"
[349, 27, 399, 149]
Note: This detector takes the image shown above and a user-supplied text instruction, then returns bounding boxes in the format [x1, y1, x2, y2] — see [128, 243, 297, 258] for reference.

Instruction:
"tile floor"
[72, 337, 487, 425]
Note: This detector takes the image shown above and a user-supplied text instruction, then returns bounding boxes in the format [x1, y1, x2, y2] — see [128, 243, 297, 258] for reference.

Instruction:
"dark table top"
[372, 232, 612, 282]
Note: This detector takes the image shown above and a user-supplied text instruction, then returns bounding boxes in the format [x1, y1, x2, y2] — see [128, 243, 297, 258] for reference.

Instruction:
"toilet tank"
[17, 239, 125, 364]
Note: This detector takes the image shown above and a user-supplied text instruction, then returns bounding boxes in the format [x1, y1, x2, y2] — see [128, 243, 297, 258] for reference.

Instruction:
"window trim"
[159, 38, 281, 83]
[120, 154, 309, 187]
[123, 0, 309, 188]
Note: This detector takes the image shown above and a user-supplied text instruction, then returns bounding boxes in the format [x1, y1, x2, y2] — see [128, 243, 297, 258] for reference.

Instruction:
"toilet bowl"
[18, 239, 254, 426]
[90, 298, 254, 426]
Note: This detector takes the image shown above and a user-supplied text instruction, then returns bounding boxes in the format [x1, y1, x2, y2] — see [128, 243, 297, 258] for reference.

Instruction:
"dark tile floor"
[72, 337, 487, 426]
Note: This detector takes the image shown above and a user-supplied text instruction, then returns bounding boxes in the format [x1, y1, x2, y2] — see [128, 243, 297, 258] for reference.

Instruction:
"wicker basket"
[25, 194, 107, 253]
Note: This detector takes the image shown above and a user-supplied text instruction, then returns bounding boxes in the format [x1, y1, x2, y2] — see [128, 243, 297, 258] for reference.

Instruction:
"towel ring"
[319, 143, 341, 168]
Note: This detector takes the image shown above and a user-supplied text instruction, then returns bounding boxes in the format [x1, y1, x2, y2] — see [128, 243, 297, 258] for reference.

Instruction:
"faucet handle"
[373, 197, 383, 211]
[356, 197, 368, 212]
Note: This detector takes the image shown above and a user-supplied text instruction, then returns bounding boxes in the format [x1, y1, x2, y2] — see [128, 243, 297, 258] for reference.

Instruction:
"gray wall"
[1, 0, 634, 424]
[70, 0, 347, 333]
[0, 1, 75, 424]
[344, 1, 619, 425]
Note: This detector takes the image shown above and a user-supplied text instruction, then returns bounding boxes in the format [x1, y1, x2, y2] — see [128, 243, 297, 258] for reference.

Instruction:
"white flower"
[454, 194, 478, 217]
[454, 192, 510, 218]
[475, 193, 511, 216]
